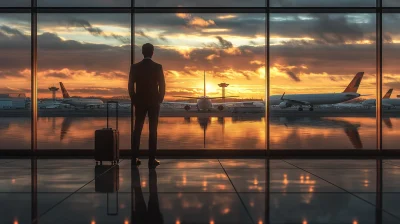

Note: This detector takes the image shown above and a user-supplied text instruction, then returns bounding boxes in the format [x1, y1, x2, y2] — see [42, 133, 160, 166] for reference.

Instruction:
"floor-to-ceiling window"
[269, 13, 377, 150]
[134, 13, 266, 150]
[1, 0, 398, 153]
[0, 14, 31, 149]
[37, 13, 131, 150]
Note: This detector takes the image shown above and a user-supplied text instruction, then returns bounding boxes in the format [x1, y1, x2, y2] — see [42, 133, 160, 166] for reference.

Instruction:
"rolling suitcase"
[95, 101, 119, 164]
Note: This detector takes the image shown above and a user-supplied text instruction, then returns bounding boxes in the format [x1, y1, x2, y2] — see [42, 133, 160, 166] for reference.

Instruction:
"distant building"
[0, 93, 27, 109]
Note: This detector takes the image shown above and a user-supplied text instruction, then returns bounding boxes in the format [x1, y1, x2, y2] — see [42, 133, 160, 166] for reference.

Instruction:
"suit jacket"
[128, 59, 166, 106]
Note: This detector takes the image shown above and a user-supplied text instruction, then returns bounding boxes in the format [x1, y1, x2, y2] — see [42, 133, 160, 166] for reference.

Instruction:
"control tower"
[218, 83, 229, 102]
[48, 86, 59, 101]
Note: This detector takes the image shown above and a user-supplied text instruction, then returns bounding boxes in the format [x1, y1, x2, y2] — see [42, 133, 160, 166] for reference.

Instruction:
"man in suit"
[129, 43, 165, 168]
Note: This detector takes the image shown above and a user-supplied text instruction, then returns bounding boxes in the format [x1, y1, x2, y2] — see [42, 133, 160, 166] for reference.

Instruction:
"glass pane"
[384, 0, 400, 7]
[37, 14, 131, 150]
[0, 14, 31, 149]
[135, 0, 264, 7]
[135, 13, 266, 150]
[38, 0, 130, 7]
[271, 0, 374, 7]
[269, 13, 376, 150]
[383, 14, 399, 150]
[0, 0, 30, 7]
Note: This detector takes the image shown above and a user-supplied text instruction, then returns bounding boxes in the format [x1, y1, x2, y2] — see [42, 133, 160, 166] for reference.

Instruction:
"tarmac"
[0, 107, 399, 117]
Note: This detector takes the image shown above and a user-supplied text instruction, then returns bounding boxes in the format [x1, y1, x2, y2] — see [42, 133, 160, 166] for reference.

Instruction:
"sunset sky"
[0, 11, 400, 100]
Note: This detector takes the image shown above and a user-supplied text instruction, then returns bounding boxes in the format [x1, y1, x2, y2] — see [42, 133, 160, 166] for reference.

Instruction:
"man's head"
[142, 43, 154, 58]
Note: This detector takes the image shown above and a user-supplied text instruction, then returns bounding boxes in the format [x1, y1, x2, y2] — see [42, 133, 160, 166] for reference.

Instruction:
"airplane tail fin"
[383, 89, 393, 99]
[59, 82, 70, 98]
[343, 72, 364, 93]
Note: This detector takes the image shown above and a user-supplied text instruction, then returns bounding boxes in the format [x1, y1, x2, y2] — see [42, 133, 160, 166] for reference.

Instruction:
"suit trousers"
[132, 104, 160, 160]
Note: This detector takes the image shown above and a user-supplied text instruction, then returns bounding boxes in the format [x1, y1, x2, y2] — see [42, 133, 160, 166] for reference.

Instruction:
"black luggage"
[95, 101, 119, 164]
[94, 164, 119, 216]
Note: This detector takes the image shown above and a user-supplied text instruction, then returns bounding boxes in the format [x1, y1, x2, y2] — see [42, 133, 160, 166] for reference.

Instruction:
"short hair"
[142, 43, 154, 58]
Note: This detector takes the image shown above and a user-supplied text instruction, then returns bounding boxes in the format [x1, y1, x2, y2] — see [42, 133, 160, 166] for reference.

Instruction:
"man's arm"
[128, 64, 136, 103]
[158, 65, 166, 104]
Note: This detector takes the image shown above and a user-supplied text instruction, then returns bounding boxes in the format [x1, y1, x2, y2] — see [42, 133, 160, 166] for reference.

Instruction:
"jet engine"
[184, 105, 191, 111]
[279, 101, 291, 109]
[217, 105, 224, 111]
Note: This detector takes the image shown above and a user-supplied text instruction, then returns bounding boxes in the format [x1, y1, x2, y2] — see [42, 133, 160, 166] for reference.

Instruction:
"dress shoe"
[148, 159, 160, 168]
[131, 158, 141, 167]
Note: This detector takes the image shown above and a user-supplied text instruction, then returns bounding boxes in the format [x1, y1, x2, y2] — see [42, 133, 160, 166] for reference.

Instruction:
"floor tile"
[219, 159, 295, 169]
[0, 193, 31, 223]
[0, 193, 72, 224]
[0, 169, 32, 192]
[225, 168, 343, 193]
[119, 158, 221, 169]
[241, 192, 384, 224]
[0, 159, 31, 169]
[39, 193, 253, 224]
[384, 160, 400, 168]
[384, 168, 400, 192]
[303, 168, 376, 192]
[37, 159, 101, 169]
[352, 193, 400, 221]
[284, 159, 378, 169]
[80, 167, 235, 193]
[37, 168, 97, 192]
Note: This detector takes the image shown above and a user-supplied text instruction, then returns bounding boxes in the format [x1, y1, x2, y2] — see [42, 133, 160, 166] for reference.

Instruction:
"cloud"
[136, 30, 153, 41]
[64, 18, 129, 44]
[188, 17, 216, 27]
[215, 36, 233, 49]
[45, 72, 70, 79]
[0, 25, 28, 39]
[175, 13, 216, 29]
[286, 71, 301, 82]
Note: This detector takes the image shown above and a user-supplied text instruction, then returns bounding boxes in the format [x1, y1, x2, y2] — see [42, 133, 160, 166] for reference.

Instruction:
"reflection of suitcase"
[95, 165, 119, 193]
[95, 101, 119, 164]
[94, 165, 119, 216]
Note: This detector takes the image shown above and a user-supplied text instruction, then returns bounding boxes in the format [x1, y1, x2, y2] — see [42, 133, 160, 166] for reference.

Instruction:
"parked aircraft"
[59, 82, 104, 108]
[270, 72, 365, 111]
[165, 71, 263, 111]
[362, 89, 400, 109]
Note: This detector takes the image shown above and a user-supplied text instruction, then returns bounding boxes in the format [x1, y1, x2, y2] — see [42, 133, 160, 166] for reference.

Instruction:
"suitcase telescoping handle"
[106, 101, 119, 130]
[107, 191, 119, 216]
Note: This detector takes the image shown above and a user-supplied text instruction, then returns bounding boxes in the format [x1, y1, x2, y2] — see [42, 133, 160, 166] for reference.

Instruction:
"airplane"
[164, 71, 263, 111]
[269, 72, 365, 111]
[59, 82, 104, 109]
[362, 89, 400, 109]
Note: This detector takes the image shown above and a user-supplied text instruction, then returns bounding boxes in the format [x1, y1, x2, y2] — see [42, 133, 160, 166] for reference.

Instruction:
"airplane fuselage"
[196, 97, 213, 111]
[363, 98, 400, 108]
[270, 92, 360, 106]
[62, 98, 104, 108]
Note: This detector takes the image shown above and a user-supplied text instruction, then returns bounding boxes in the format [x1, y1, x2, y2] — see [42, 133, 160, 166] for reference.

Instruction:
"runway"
[0, 107, 399, 117]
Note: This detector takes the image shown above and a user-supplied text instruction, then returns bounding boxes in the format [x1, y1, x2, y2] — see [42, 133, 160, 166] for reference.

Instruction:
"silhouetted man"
[129, 43, 165, 168]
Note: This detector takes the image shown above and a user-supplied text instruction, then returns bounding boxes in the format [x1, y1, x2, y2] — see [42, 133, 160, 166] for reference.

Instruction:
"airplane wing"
[207, 96, 239, 99]
[163, 102, 197, 106]
[212, 101, 264, 108]
[282, 98, 311, 106]
[173, 96, 201, 99]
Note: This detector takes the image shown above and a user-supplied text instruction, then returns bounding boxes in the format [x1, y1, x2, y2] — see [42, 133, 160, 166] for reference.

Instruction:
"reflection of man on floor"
[131, 167, 164, 224]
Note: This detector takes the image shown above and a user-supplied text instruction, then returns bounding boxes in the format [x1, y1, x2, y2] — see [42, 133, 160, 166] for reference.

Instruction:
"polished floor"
[1, 158, 400, 224]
